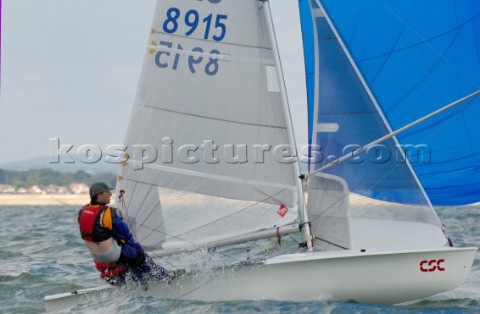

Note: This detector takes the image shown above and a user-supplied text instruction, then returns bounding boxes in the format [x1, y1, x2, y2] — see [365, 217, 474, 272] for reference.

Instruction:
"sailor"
[78, 182, 169, 286]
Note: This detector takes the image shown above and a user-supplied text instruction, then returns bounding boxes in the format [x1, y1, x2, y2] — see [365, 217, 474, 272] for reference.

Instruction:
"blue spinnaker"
[300, 0, 480, 205]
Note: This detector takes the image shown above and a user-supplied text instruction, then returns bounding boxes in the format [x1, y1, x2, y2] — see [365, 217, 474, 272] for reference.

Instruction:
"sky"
[0, 0, 308, 167]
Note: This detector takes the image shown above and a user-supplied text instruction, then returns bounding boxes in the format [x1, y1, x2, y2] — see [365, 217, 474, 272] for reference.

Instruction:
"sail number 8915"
[163, 7, 228, 42]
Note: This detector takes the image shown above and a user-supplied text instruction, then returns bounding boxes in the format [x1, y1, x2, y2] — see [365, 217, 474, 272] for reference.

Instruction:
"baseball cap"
[89, 182, 115, 197]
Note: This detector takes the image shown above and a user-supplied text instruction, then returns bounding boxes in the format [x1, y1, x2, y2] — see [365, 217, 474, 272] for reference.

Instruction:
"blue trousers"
[106, 256, 169, 286]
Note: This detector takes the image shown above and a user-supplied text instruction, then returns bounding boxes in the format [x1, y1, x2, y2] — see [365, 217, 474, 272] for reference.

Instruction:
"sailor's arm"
[102, 207, 146, 262]
[101, 207, 132, 242]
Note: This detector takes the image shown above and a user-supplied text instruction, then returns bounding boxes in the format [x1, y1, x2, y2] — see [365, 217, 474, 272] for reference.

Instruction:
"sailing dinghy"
[45, 0, 479, 311]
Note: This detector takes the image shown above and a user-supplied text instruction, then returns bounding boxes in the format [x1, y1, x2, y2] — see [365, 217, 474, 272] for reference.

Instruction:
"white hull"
[44, 247, 477, 312]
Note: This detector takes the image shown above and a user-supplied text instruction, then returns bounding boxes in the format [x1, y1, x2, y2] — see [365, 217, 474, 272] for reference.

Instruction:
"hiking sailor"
[78, 182, 169, 286]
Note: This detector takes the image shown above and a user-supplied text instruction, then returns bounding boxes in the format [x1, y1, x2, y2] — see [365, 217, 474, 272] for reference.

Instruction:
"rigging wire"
[120, 178, 295, 243]
[117, 188, 294, 265]
[173, 188, 289, 239]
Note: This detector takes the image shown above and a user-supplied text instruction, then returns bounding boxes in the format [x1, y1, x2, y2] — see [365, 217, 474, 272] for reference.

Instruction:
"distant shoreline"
[0, 194, 90, 206]
[2, 193, 477, 207]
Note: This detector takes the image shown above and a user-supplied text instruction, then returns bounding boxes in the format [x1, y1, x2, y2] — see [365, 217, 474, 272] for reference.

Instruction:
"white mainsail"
[116, 0, 302, 253]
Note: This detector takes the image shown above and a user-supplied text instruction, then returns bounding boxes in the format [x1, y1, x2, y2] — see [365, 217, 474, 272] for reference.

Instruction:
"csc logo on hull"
[420, 259, 445, 272]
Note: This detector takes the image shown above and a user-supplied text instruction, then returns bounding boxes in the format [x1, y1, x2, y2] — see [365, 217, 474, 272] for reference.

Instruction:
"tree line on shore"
[0, 168, 116, 189]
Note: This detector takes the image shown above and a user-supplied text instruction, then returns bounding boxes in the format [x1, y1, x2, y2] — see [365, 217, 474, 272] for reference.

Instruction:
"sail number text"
[163, 7, 228, 42]
[155, 41, 221, 76]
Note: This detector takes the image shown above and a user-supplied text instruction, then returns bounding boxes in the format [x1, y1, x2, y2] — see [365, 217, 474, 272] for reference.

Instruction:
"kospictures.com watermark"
[48, 137, 431, 170]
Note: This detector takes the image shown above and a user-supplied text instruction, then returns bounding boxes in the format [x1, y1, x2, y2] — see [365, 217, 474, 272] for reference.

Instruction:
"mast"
[262, 0, 313, 250]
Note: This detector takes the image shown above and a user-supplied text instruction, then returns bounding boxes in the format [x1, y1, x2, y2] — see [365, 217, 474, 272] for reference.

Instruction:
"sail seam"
[125, 162, 296, 191]
[141, 104, 287, 130]
[359, 10, 480, 63]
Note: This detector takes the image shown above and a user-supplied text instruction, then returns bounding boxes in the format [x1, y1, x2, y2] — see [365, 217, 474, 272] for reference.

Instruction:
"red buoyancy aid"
[95, 261, 125, 279]
[78, 205, 113, 242]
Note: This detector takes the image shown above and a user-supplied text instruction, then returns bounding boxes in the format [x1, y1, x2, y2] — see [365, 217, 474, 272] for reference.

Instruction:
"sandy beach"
[0, 194, 90, 206]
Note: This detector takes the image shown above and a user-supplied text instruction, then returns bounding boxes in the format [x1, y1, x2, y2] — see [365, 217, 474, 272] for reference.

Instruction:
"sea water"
[0, 205, 478, 314]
